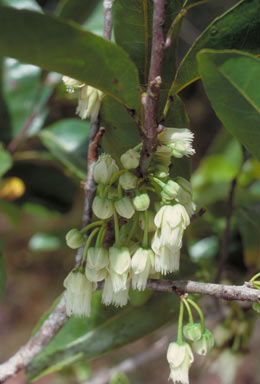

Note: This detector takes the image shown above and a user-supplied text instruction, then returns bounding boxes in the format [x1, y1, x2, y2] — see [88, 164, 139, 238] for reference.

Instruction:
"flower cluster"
[62, 76, 103, 121]
[63, 127, 195, 318]
[167, 298, 214, 384]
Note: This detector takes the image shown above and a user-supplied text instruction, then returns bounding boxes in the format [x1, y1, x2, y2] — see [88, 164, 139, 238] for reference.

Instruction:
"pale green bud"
[93, 153, 119, 185]
[183, 323, 202, 341]
[193, 329, 214, 356]
[139, 210, 156, 232]
[133, 193, 150, 211]
[120, 149, 140, 169]
[161, 180, 180, 200]
[114, 197, 135, 219]
[92, 196, 113, 219]
[87, 247, 109, 270]
[253, 301, 260, 313]
[65, 228, 85, 249]
[119, 172, 137, 190]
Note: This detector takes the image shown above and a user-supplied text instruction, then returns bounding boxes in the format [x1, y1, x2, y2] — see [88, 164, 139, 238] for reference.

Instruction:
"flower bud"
[119, 172, 137, 190]
[133, 193, 150, 211]
[153, 164, 169, 178]
[92, 196, 113, 219]
[183, 323, 202, 341]
[193, 329, 214, 356]
[120, 149, 140, 169]
[87, 247, 109, 270]
[114, 197, 135, 219]
[253, 301, 260, 313]
[139, 210, 156, 232]
[65, 228, 85, 249]
[161, 180, 180, 200]
[131, 248, 154, 290]
[93, 153, 119, 185]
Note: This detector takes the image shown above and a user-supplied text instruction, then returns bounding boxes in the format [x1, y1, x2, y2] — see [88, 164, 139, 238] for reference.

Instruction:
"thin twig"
[103, 0, 113, 41]
[140, 0, 168, 174]
[85, 337, 169, 384]
[215, 178, 237, 283]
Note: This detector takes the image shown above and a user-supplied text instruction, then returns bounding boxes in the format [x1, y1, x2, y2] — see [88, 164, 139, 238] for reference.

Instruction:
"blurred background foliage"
[0, 0, 260, 383]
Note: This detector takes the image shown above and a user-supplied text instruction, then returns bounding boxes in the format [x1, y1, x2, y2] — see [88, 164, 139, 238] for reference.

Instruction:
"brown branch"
[103, 0, 113, 41]
[140, 0, 168, 174]
[215, 178, 237, 283]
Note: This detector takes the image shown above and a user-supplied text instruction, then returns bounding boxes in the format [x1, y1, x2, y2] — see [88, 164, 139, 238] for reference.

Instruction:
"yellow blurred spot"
[0, 177, 25, 200]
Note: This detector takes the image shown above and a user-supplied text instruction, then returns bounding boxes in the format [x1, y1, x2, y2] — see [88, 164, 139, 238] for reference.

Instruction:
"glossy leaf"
[26, 292, 179, 381]
[171, 0, 260, 95]
[57, 0, 100, 24]
[0, 146, 12, 177]
[39, 119, 90, 180]
[0, 6, 140, 110]
[236, 205, 260, 268]
[198, 50, 260, 160]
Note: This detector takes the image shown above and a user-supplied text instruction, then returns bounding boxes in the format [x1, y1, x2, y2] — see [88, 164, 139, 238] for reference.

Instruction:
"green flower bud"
[92, 196, 113, 219]
[65, 228, 85, 249]
[114, 197, 135, 219]
[139, 210, 156, 232]
[120, 149, 140, 169]
[252, 301, 260, 313]
[133, 193, 150, 211]
[183, 323, 202, 341]
[93, 153, 119, 185]
[119, 172, 137, 190]
[193, 329, 214, 356]
[153, 164, 169, 178]
[161, 180, 180, 200]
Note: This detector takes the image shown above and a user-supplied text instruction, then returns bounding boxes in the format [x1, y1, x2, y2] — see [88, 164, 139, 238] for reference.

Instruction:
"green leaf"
[39, 119, 90, 180]
[236, 204, 260, 268]
[0, 240, 4, 298]
[26, 292, 178, 381]
[0, 6, 140, 110]
[0, 146, 12, 177]
[171, 0, 260, 95]
[1, 0, 41, 11]
[197, 49, 260, 160]
[57, 0, 101, 24]
[0, 199, 21, 226]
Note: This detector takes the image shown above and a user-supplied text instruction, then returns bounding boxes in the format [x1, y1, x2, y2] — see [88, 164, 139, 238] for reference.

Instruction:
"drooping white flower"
[85, 247, 109, 282]
[120, 149, 140, 169]
[131, 248, 154, 290]
[92, 196, 113, 219]
[76, 85, 103, 121]
[109, 246, 131, 292]
[102, 274, 129, 307]
[93, 153, 119, 185]
[62, 76, 85, 93]
[167, 342, 194, 384]
[63, 270, 93, 317]
[158, 128, 195, 158]
[153, 243, 180, 274]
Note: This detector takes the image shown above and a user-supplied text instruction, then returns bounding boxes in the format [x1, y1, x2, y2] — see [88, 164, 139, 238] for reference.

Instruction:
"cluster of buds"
[62, 76, 103, 121]
[63, 126, 196, 319]
[167, 298, 214, 384]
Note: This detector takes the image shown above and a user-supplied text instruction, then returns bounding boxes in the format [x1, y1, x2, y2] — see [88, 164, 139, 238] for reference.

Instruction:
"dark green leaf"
[171, 0, 260, 95]
[26, 292, 179, 381]
[39, 119, 90, 180]
[197, 50, 260, 160]
[0, 6, 140, 110]
[236, 204, 260, 268]
[57, 0, 101, 24]
[0, 199, 21, 226]
[0, 146, 12, 177]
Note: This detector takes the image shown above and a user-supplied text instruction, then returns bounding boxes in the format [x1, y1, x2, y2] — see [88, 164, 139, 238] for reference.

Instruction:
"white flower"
[167, 342, 194, 384]
[85, 247, 109, 282]
[76, 85, 103, 121]
[109, 246, 131, 292]
[85, 267, 107, 282]
[153, 145, 172, 167]
[102, 274, 129, 307]
[114, 197, 135, 219]
[92, 196, 113, 219]
[93, 153, 119, 185]
[131, 248, 154, 290]
[153, 243, 180, 274]
[192, 329, 214, 356]
[62, 76, 85, 93]
[63, 270, 93, 317]
[210, 349, 243, 384]
[158, 128, 195, 158]
[120, 149, 140, 169]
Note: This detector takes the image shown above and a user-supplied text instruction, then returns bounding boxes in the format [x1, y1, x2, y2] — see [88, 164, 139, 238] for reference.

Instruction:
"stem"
[109, 170, 126, 185]
[80, 220, 104, 234]
[187, 299, 205, 331]
[151, 176, 165, 189]
[96, 224, 106, 247]
[250, 272, 260, 282]
[118, 182, 123, 199]
[133, 142, 143, 152]
[126, 213, 139, 246]
[113, 207, 120, 247]
[142, 209, 149, 249]
[177, 300, 184, 344]
[182, 298, 194, 324]
[81, 227, 100, 265]
[143, 0, 149, 84]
